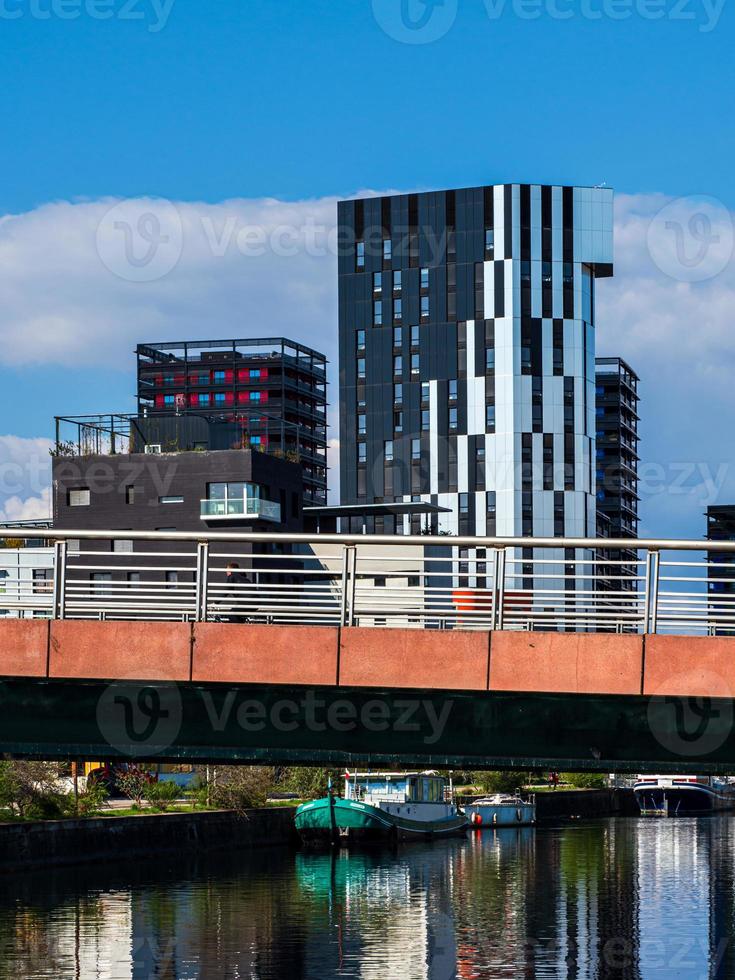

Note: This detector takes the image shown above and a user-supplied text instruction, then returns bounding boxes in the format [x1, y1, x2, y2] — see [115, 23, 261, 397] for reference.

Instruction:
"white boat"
[463, 794, 536, 827]
[633, 775, 735, 816]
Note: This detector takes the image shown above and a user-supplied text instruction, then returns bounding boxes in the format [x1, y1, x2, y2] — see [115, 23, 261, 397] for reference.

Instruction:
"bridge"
[2, 528, 735, 772]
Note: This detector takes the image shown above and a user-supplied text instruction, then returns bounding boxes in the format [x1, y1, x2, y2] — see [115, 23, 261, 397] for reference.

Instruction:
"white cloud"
[0, 190, 733, 537]
[0, 435, 52, 523]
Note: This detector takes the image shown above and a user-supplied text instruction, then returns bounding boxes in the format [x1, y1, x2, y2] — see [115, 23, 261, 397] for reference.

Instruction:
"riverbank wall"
[0, 807, 300, 873]
[535, 788, 637, 821]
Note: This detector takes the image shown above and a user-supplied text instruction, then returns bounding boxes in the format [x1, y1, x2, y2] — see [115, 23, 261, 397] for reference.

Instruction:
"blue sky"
[1, 0, 734, 536]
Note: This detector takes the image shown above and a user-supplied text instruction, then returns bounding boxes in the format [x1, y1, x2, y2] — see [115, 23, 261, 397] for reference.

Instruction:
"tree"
[280, 767, 341, 799]
[203, 766, 274, 813]
[0, 761, 68, 820]
[116, 766, 154, 808]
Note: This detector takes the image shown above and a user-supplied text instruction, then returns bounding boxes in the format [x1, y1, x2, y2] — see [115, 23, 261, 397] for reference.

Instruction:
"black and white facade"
[338, 184, 614, 583]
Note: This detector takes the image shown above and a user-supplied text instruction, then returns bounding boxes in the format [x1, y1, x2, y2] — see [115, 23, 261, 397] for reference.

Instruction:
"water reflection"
[0, 818, 734, 978]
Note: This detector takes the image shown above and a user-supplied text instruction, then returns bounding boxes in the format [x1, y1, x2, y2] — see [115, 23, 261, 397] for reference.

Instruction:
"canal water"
[1, 816, 734, 978]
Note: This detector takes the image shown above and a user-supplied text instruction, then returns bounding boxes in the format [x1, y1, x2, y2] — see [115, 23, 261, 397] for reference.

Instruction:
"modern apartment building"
[595, 357, 640, 591]
[706, 505, 735, 607]
[338, 183, 613, 587]
[136, 337, 328, 506]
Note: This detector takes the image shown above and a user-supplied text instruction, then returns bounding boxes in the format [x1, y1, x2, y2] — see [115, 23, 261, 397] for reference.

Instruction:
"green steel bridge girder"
[2, 677, 735, 774]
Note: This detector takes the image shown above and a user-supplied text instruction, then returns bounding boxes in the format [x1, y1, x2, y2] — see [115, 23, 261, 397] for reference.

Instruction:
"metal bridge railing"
[1, 529, 734, 635]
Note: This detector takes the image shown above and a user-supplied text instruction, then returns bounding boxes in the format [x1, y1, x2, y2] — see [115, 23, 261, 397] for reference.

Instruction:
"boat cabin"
[344, 771, 448, 805]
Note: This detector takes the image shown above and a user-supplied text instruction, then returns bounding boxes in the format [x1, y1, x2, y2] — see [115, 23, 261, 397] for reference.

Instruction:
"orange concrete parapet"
[643, 635, 735, 698]
[339, 627, 489, 690]
[192, 624, 339, 686]
[489, 631, 644, 695]
[49, 621, 192, 681]
[0, 621, 49, 677]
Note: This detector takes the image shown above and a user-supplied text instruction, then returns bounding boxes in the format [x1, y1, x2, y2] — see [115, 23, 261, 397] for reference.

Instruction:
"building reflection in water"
[1, 818, 735, 978]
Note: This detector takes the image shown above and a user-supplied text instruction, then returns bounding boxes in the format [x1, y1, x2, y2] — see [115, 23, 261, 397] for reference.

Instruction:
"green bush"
[76, 780, 109, 816]
[279, 767, 341, 799]
[204, 767, 274, 813]
[144, 780, 180, 812]
[560, 772, 608, 789]
[472, 771, 531, 794]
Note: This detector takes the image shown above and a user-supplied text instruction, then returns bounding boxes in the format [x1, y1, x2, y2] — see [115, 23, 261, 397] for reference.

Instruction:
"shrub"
[76, 780, 109, 817]
[116, 766, 154, 807]
[560, 772, 608, 790]
[144, 780, 180, 812]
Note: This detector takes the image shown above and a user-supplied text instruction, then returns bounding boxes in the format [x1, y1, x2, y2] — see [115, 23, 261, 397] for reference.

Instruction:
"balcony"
[200, 497, 282, 523]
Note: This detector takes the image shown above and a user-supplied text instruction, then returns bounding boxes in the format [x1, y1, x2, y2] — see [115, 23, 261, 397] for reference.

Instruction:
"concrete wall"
[2, 621, 735, 698]
[0, 806, 299, 872]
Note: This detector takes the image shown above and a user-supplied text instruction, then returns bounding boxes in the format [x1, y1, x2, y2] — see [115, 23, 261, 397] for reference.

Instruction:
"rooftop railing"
[3, 529, 735, 636]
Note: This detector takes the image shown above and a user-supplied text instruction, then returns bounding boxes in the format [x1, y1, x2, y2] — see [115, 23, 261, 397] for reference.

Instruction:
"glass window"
[393, 355, 403, 375]
[384, 440, 394, 461]
[486, 348, 495, 371]
[356, 241, 365, 269]
[459, 493, 469, 515]
[485, 228, 494, 254]
[213, 370, 226, 383]
[421, 382, 430, 403]
[164, 395, 175, 406]
[394, 298, 402, 322]
[486, 404, 496, 431]
[358, 413, 366, 435]
[420, 296, 429, 319]
[356, 329, 366, 351]
[68, 488, 90, 507]
[393, 270, 402, 292]
[165, 571, 179, 589]
[383, 239, 392, 261]
[393, 327, 402, 348]
[163, 373, 174, 386]
[411, 325, 419, 347]
[249, 368, 261, 379]
[91, 572, 112, 596]
[373, 271, 382, 292]
[214, 392, 226, 405]
[198, 393, 210, 406]
[357, 358, 366, 379]
[249, 390, 261, 401]
[374, 300, 382, 325]
[421, 410, 430, 431]
[125, 486, 136, 505]
[113, 539, 134, 553]
[449, 406, 458, 430]
[448, 379, 458, 400]
[411, 353, 419, 375]
[393, 412, 403, 433]
[394, 383, 403, 404]
[411, 439, 421, 461]
[159, 496, 184, 504]
[358, 444, 367, 464]
[420, 267, 429, 290]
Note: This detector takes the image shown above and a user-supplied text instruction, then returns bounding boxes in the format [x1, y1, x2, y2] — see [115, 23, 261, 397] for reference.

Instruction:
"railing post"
[195, 541, 209, 622]
[53, 540, 67, 620]
[643, 550, 660, 634]
[491, 547, 507, 631]
[340, 545, 351, 627]
[347, 546, 358, 627]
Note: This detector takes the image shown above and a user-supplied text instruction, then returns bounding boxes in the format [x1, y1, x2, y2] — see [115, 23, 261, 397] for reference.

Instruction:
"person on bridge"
[225, 562, 250, 623]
